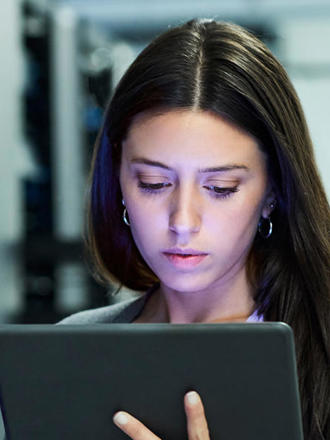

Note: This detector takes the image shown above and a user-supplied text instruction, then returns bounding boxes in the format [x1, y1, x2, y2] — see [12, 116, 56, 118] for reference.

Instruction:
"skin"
[115, 109, 275, 438]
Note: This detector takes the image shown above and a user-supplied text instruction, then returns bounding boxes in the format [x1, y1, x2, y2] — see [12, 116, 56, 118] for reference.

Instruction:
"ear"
[261, 190, 276, 219]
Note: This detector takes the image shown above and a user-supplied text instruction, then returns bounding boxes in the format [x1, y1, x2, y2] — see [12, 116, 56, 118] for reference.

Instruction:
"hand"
[113, 390, 210, 439]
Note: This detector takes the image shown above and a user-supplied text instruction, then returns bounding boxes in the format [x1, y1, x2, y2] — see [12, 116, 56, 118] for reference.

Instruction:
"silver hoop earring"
[123, 207, 130, 226]
[258, 217, 272, 239]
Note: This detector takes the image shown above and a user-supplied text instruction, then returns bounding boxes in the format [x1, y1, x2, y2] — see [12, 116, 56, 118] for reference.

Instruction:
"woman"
[61, 19, 330, 439]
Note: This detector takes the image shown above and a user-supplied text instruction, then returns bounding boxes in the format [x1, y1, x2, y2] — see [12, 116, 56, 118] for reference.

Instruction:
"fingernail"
[113, 412, 128, 426]
[186, 391, 199, 405]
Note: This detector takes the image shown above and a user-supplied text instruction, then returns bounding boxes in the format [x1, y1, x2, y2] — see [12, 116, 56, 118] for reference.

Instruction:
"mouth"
[162, 248, 208, 256]
[162, 251, 208, 269]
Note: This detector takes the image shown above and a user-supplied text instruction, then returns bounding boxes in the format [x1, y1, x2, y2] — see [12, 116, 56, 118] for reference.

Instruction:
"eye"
[138, 181, 172, 193]
[203, 185, 239, 199]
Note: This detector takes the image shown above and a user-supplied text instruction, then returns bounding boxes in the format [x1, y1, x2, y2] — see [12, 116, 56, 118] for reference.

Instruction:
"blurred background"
[1, 0, 330, 326]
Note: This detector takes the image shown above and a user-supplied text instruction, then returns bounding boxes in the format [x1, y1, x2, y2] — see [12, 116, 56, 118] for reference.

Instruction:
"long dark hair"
[87, 19, 330, 439]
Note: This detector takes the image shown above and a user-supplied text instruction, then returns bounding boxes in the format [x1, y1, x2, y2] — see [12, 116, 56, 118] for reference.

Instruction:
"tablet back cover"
[0, 323, 303, 439]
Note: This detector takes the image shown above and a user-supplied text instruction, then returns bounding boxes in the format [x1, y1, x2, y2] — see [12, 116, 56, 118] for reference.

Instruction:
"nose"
[168, 186, 201, 236]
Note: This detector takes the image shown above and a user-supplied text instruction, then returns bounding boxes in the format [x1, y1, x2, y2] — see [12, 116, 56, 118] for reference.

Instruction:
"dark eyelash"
[203, 185, 239, 199]
[138, 182, 171, 192]
[138, 181, 239, 199]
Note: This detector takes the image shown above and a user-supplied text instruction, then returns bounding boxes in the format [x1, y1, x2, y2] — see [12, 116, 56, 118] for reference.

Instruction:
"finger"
[113, 411, 162, 440]
[184, 391, 211, 440]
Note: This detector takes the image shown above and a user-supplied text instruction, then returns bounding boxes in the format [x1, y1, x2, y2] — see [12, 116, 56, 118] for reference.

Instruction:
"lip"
[162, 248, 208, 256]
[162, 248, 208, 269]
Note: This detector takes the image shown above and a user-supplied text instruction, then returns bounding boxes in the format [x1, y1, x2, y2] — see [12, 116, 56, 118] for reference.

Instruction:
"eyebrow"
[130, 157, 249, 173]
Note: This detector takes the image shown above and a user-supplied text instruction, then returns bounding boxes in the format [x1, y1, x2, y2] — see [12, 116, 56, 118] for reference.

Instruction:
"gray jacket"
[58, 289, 154, 325]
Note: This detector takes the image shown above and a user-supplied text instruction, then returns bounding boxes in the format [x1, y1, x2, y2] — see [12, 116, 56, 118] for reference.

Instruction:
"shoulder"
[57, 295, 146, 325]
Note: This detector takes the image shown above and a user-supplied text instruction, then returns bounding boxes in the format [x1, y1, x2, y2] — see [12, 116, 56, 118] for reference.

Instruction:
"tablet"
[0, 323, 303, 440]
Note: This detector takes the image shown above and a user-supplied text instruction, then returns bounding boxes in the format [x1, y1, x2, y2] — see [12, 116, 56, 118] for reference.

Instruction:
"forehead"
[122, 110, 265, 169]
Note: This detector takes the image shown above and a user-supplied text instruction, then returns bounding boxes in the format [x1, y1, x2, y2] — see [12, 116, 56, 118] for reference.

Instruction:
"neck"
[147, 267, 255, 324]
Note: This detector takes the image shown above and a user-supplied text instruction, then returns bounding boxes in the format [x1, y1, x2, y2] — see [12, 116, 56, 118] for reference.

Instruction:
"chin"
[159, 272, 214, 294]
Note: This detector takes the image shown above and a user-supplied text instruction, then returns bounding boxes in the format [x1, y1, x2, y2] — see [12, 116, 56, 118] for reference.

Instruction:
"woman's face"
[120, 110, 273, 293]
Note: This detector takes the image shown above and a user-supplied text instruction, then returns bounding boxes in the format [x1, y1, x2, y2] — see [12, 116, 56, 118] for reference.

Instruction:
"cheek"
[128, 202, 164, 250]
[208, 197, 263, 249]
